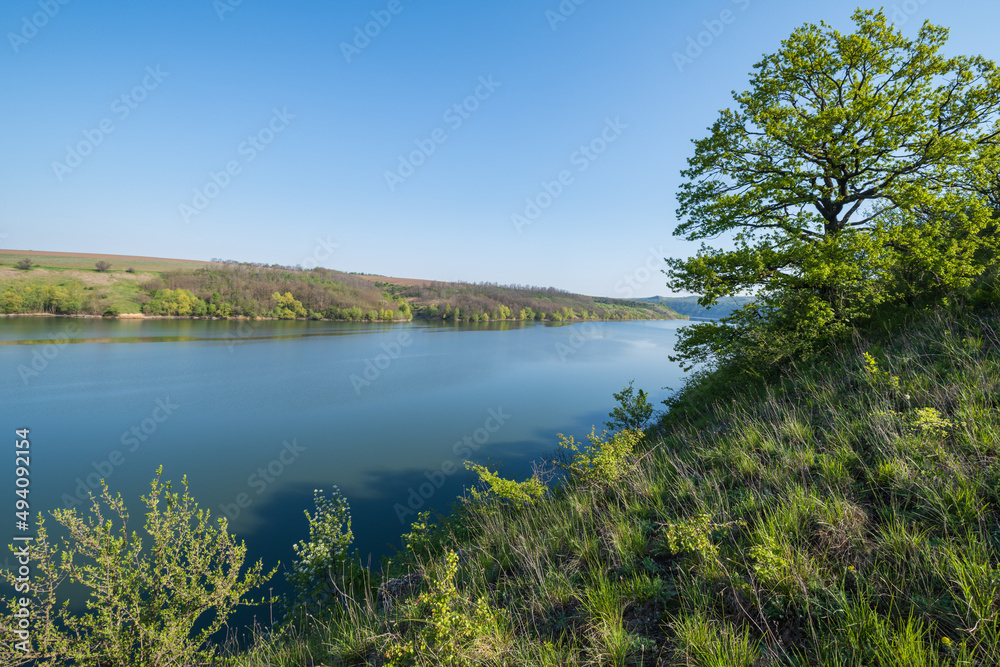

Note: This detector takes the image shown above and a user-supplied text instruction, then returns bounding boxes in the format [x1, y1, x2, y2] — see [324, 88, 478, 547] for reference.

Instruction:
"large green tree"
[667, 9, 1000, 369]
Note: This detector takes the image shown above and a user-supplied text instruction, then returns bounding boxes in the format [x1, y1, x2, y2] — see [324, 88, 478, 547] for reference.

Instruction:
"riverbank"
[0, 311, 685, 323]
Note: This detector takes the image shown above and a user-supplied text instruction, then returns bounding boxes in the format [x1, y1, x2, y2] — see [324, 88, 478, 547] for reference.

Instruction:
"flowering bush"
[287, 487, 354, 609]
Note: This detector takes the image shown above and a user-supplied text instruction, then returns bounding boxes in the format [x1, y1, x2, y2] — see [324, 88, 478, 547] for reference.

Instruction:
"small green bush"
[385, 551, 503, 666]
[557, 427, 643, 486]
[605, 380, 654, 432]
[0, 470, 274, 667]
[286, 487, 354, 612]
[465, 462, 547, 505]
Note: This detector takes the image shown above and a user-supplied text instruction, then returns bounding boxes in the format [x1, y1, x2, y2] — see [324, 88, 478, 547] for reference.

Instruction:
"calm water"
[1, 317, 688, 610]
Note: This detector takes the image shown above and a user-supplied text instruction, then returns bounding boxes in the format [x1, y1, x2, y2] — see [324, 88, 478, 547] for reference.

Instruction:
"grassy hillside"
[637, 295, 753, 320]
[231, 301, 1000, 666]
[0, 249, 214, 272]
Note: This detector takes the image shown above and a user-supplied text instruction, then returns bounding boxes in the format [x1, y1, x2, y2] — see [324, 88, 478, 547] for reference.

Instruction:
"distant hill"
[0, 250, 683, 321]
[381, 280, 685, 322]
[637, 295, 754, 319]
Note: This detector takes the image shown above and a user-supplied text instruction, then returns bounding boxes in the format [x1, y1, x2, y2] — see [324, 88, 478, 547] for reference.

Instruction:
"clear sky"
[2, 0, 999, 297]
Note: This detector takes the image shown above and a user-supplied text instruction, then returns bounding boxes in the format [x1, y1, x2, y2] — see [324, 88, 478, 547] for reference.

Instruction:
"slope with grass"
[235, 301, 1000, 666]
[0, 249, 215, 272]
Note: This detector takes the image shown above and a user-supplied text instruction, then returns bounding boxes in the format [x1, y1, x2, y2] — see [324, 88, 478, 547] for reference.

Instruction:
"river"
[1, 317, 689, 609]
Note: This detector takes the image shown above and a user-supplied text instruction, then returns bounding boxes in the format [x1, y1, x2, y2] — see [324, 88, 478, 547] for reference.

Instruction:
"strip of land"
[0, 249, 683, 322]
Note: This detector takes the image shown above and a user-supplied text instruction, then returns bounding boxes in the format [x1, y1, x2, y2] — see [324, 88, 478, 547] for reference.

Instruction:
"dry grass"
[0, 266, 145, 287]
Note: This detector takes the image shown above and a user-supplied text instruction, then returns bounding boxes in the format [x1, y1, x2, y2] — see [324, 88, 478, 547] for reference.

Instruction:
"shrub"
[605, 380, 654, 432]
[385, 551, 502, 666]
[125, 266, 136, 273]
[465, 462, 547, 505]
[557, 427, 643, 486]
[95, 260, 111, 272]
[286, 487, 354, 612]
[15, 257, 32, 270]
[0, 470, 274, 667]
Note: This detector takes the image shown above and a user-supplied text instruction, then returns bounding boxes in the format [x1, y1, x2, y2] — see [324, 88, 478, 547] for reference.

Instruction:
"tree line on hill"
[391, 281, 680, 322]
[1, 262, 680, 321]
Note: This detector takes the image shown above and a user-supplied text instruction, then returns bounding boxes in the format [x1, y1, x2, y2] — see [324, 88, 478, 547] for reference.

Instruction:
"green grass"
[227, 304, 1000, 666]
[0, 250, 211, 272]
[0, 267, 151, 315]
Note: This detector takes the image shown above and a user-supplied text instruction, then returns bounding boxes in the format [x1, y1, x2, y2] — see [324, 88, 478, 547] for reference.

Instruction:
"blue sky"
[2, 0, 998, 297]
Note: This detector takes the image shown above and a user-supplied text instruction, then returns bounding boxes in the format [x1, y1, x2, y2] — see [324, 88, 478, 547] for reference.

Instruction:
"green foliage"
[0, 281, 85, 314]
[384, 551, 503, 666]
[557, 427, 642, 486]
[286, 487, 354, 611]
[465, 462, 547, 505]
[862, 351, 901, 392]
[668, 9, 1000, 372]
[0, 471, 273, 667]
[402, 282, 676, 322]
[605, 380, 654, 432]
[270, 291, 307, 319]
[910, 407, 954, 438]
[142, 288, 208, 316]
[401, 511, 442, 558]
